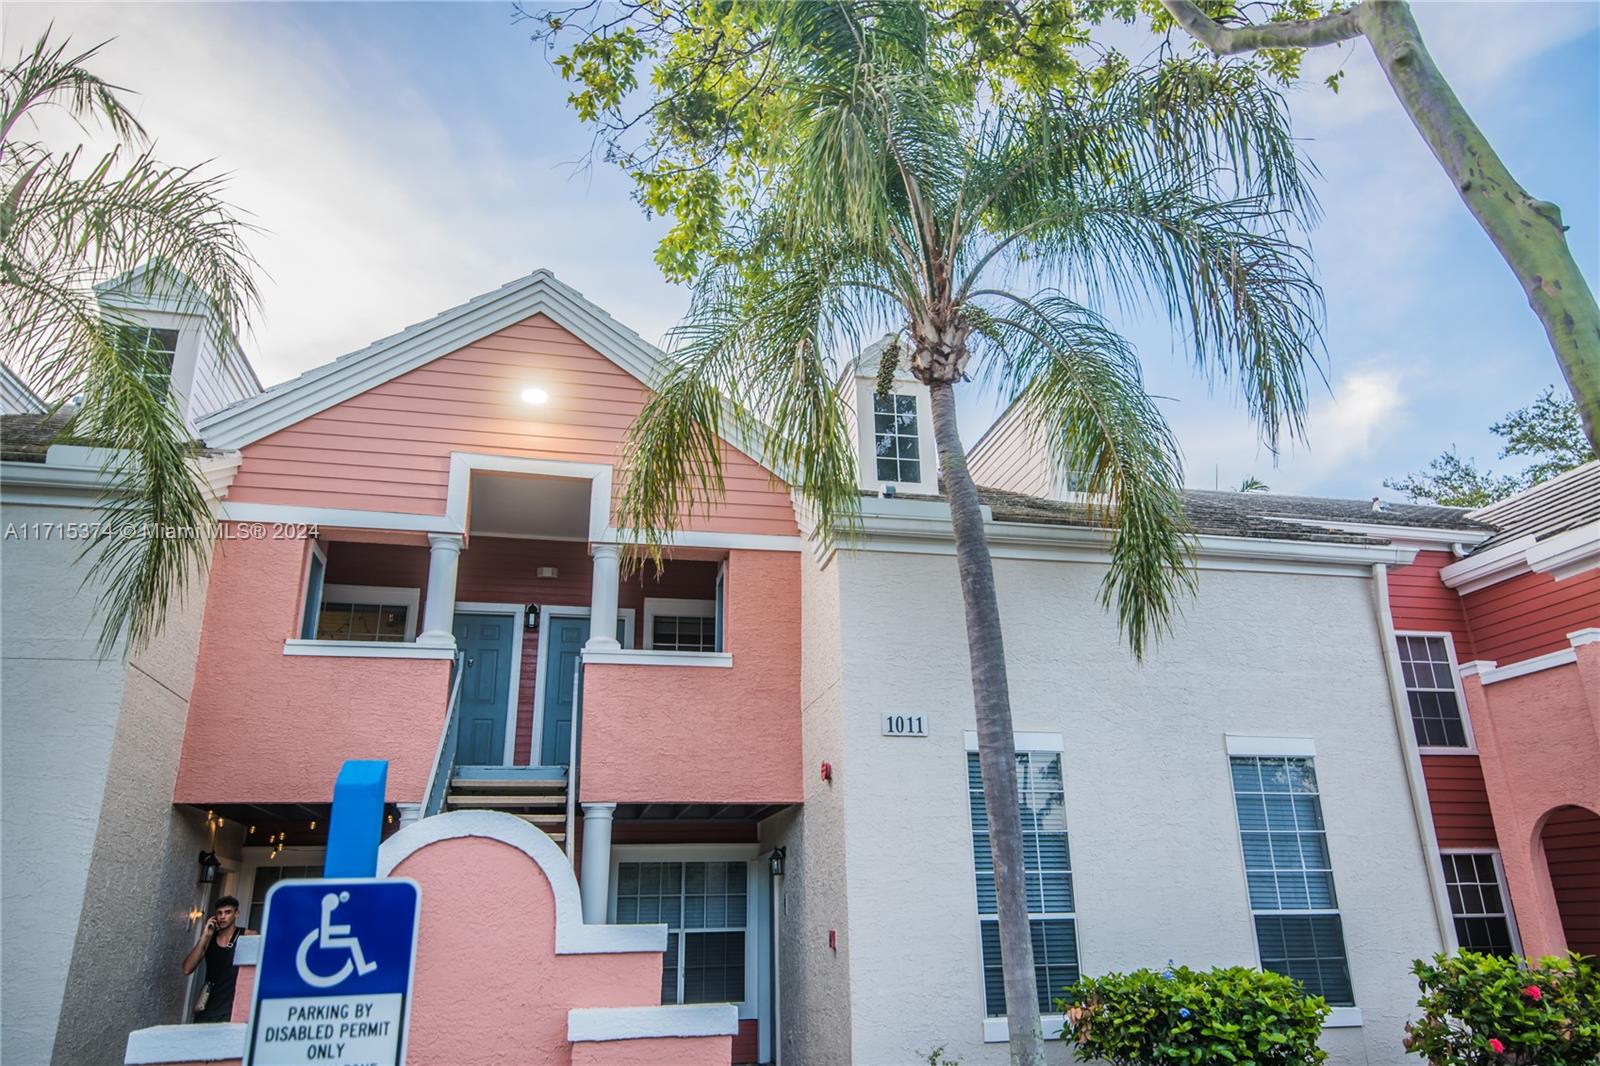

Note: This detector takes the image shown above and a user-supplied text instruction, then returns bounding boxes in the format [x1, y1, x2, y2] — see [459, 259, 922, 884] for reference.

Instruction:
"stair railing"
[422, 651, 467, 818]
[563, 654, 584, 859]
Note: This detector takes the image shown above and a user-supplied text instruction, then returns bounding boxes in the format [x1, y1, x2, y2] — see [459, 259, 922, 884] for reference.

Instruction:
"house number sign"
[881, 713, 929, 737]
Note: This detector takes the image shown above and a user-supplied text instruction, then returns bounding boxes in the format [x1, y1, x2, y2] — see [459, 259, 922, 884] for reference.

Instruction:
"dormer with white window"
[95, 264, 262, 433]
[842, 335, 940, 496]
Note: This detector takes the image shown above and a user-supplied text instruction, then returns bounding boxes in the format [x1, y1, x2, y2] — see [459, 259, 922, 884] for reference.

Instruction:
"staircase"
[444, 768, 570, 845]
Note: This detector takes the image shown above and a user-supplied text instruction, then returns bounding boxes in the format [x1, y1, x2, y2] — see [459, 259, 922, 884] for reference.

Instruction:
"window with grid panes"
[650, 614, 717, 652]
[1396, 636, 1470, 748]
[873, 393, 921, 483]
[247, 863, 320, 928]
[316, 601, 410, 642]
[614, 861, 747, 1004]
[1442, 853, 1517, 956]
[1229, 755, 1355, 1006]
[968, 750, 1079, 1016]
[116, 326, 179, 398]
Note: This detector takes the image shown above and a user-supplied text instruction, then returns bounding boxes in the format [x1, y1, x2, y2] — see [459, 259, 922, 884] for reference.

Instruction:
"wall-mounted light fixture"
[520, 387, 549, 405]
[526, 605, 541, 630]
[768, 847, 786, 877]
[196, 850, 222, 885]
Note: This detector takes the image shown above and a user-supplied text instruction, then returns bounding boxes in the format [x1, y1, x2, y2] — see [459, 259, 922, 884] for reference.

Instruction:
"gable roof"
[197, 270, 682, 452]
[0, 362, 44, 415]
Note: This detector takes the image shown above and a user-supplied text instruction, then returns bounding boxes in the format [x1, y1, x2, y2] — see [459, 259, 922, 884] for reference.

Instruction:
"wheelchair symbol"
[295, 891, 379, 989]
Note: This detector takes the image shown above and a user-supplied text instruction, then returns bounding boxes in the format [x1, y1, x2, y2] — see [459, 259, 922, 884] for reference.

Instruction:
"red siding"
[1389, 550, 1476, 659]
[1421, 755, 1499, 849]
[1542, 806, 1600, 956]
[1463, 569, 1600, 664]
[732, 1019, 760, 1064]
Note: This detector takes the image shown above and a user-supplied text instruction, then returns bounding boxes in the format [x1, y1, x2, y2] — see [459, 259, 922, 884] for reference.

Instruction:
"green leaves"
[2, 31, 259, 652]
[1060, 964, 1331, 1065]
[1405, 952, 1600, 1065]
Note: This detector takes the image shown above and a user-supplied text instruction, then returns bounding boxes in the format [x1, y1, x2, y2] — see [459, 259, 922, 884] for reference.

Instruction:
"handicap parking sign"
[247, 878, 421, 1066]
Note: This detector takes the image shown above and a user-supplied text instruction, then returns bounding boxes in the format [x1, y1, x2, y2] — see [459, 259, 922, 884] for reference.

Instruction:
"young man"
[182, 896, 255, 1022]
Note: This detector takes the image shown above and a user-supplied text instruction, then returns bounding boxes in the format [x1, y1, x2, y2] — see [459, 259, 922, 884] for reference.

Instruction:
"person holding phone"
[182, 896, 254, 1022]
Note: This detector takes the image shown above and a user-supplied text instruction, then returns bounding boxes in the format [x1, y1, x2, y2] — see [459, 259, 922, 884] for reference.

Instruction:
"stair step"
[444, 795, 566, 808]
[449, 779, 566, 793]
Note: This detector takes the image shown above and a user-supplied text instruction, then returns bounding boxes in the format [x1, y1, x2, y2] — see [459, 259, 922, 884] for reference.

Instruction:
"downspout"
[769, 853, 784, 1066]
[1372, 563, 1458, 951]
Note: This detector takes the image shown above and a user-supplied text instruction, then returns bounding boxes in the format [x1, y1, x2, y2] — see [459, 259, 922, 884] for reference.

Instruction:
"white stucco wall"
[1, 501, 130, 1065]
[822, 547, 1444, 1066]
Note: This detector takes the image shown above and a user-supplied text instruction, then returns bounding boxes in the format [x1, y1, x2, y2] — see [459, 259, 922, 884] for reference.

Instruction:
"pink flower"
[1524, 985, 1543, 1001]
[1489, 1038, 1506, 1055]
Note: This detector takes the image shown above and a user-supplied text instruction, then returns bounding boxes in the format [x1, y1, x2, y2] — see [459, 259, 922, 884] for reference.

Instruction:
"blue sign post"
[245, 761, 420, 1066]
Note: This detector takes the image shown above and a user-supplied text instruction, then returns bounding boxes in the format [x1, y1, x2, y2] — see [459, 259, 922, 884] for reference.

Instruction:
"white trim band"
[581, 649, 734, 668]
[1476, 648, 1579, 684]
[125, 1023, 245, 1064]
[567, 1004, 740, 1043]
[282, 640, 457, 660]
[1570, 628, 1600, 648]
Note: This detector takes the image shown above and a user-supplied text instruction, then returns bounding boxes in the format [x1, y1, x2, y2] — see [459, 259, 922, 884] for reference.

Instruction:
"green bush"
[1404, 951, 1600, 1064]
[1058, 963, 1330, 1064]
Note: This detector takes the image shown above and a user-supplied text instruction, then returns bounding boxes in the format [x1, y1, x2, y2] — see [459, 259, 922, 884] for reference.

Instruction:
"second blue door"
[540, 617, 587, 766]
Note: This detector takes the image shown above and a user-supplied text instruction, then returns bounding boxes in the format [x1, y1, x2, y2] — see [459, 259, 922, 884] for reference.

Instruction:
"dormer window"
[873, 393, 921, 484]
[116, 326, 179, 399]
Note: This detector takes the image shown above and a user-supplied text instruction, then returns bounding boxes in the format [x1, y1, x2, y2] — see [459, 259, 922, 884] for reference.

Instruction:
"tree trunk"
[927, 379, 1046, 1066]
[1355, 1, 1600, 450]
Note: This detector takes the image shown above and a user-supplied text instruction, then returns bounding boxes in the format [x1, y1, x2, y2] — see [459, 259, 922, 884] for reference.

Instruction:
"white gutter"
[1372, 563, 1457, 952]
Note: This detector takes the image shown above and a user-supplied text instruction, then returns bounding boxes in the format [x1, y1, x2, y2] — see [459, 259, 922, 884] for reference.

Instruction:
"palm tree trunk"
[1354, 1, 1600, 451]
[928, 380, 1046, 1066]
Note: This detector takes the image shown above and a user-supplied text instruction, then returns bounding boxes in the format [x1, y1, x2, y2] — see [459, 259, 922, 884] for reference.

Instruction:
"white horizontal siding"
[967, 404, 1049, 496]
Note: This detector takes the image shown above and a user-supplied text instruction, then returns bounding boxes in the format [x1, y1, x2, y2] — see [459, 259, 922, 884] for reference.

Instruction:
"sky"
[6, 1, 1598, 499]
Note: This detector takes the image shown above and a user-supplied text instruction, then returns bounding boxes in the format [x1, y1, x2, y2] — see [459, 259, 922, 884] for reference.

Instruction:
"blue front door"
[540, 617, 586, 767]
[453, 613, 513, 766]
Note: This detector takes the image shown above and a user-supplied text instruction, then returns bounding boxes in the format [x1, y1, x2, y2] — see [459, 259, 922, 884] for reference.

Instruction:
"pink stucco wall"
[175, 531, 451, 804]
[1462, 640, 1600, 958]
[580, 550, 803, 805]
[226, 313, 797, 538]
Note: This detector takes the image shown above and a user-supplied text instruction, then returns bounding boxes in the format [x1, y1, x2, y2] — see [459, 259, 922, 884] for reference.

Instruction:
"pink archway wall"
[1461, 637, 1600, 959]
[125, 812, 735, 1066]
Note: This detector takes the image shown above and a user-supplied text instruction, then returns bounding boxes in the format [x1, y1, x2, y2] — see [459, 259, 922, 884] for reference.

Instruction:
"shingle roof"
[1467, 460, 1600, 550]
[0, 412, 74, 463]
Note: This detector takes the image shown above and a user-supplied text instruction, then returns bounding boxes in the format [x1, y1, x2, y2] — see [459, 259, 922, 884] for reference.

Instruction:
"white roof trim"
[1441, 520, 1600, 593]
[195, 272, 775, 484]
[376, 810, 666, 955]
[0, 361, 44, 413]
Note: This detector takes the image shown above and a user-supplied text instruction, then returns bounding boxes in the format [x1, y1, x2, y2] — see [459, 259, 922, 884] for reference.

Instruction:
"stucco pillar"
[587, 543, 621, 651]
[579, 802, 616, 923]
[417, 533, 464, 647]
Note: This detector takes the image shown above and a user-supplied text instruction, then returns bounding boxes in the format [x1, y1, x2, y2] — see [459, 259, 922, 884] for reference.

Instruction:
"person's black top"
[195, 927, 245, 1022]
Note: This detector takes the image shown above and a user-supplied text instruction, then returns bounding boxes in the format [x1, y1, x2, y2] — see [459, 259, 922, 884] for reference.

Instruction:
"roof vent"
[1371, 496, 1386, 513]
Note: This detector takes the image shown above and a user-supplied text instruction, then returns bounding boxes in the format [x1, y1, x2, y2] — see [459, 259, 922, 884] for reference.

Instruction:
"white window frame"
[643, 597, 718, 652]
[607, 844, 767, 1025]
[1223, 736, 1362, 1028]
[236, 845, 327, 930]
[964, 732, 1075, 1043]
[853, 378, 938, 495]
[1439, 848, 1523, 956]
[1394, 631, 1477, 754]
[311, 584, 422, 642]
[299, 539, 328, 640]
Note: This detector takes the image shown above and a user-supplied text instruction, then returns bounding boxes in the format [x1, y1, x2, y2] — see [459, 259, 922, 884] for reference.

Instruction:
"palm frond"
[1, 32, 145, 153]
[973, 289, 1195, 657]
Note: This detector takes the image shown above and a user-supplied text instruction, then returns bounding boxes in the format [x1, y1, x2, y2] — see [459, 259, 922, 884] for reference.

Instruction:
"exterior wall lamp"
[768, 847, 786, 877]
[196, 850, 222, 885]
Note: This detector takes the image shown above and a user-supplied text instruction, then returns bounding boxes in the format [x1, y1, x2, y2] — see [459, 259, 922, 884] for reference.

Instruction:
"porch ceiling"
[469, 471, 591, 540]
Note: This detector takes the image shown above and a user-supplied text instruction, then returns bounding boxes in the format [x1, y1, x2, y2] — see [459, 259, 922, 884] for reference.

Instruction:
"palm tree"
[2, 32, 259, 652]
[611, 7, 1322, 1062]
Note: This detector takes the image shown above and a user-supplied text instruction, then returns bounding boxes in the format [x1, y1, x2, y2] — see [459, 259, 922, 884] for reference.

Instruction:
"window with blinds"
[967, 749, 1078, 1016]
[614, 860, 748, 1005]
[1229, 755, 1354, 1006]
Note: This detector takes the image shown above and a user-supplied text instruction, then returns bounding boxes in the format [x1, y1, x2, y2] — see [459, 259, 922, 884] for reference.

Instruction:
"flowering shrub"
[1058, 963, 1329, 1064]
[1404, 952, 1600, 1064]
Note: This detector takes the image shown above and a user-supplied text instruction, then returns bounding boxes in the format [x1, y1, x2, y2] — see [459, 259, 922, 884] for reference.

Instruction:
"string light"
[309, 820, 317, 831]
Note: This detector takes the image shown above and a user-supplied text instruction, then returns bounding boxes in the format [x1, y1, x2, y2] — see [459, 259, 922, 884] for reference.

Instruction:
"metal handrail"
[422, 651, 467, 818]
[563, 653, 584, 858]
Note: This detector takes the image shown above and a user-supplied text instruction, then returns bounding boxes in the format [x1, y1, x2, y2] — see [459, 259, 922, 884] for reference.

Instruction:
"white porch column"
[587, 543, 621, 650]
[579, 802, 616, 923]
[417, 533, 464, 646]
